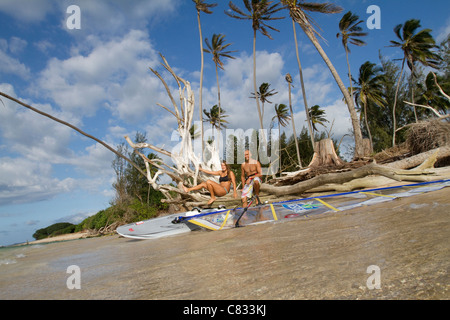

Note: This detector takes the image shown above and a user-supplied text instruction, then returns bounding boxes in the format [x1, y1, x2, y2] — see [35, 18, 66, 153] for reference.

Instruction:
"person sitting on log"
[182, 160, 238, 206]
[241, 149, 262, 207]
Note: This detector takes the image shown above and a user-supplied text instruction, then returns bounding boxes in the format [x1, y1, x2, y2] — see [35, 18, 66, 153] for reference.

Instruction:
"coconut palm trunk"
[302, 26, 364, 158]
[196, 10, 206, 155]
[363, 100, 372, 152]
[193, 0, 217, 158]
[253, 29, 265, 140]
[392, 57, 406, 147]
[215, 63, 222, 126]
[292, 19, 315, 150]
[286, 74, 302, 168]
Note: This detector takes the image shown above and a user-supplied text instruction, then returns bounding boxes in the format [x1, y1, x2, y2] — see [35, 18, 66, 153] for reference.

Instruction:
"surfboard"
[116, 207, 226, 240]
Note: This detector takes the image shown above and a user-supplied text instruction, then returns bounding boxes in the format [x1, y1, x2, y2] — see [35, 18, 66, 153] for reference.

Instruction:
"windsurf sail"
[178, 179, 450, 231]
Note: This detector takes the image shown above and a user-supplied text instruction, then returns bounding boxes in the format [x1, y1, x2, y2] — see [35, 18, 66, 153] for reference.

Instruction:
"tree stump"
[308, 139, 345, 167]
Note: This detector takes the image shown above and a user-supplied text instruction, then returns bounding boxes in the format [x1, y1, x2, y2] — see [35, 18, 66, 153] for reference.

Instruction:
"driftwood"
[261, 162, 445, 197]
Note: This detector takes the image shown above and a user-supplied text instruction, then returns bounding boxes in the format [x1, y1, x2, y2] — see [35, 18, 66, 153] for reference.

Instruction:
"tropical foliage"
[390, 19, 442, 145]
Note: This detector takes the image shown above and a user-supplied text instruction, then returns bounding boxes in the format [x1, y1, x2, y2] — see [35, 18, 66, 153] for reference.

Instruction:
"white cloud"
[0, 83, 117, 204]
[37, 29, 159, 119]
[0, 0, 55, 23]
[0, 39, 31, 79]
[60, 0, 178, 36]
[217, 51, 287, 131]
[321, 99, 355, 138]
[436, 17, 450, 43]
[0, 83, 75, 162]
[8, 37, 27, 54]
[0, 157, 76, 205]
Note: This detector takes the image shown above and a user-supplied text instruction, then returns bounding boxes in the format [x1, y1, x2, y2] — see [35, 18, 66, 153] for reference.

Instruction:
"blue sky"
[0, 0, 449, 246]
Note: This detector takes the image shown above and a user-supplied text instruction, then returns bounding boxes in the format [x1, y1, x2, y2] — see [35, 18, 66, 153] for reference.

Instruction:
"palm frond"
[193, 0, 218, 14]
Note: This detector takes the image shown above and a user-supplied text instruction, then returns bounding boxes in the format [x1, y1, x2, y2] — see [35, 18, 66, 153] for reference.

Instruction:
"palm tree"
[204, 33, 237, 130]
[353, 61, 386, 152]
[250, 82, 278, 120]
[416, 72, 450, 116]
[308, 105, 329, 133]
[193, 0, 218, 154]
[281, 0, 366, 159]
[225, 0, 284, 137]
[336, 11, 368, 101]
[203, 105, 229, 141]
[285, 73, 302, 167]
[282, 2, 314, 151]
[272, 103, 291, 168]
[390, 19, 441, 146]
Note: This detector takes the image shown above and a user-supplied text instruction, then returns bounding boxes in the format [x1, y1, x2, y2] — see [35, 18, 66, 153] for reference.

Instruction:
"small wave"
[0, 259, 17, 266]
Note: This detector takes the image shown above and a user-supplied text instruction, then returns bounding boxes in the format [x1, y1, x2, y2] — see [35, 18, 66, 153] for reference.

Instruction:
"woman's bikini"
[219, 173, 231, 194]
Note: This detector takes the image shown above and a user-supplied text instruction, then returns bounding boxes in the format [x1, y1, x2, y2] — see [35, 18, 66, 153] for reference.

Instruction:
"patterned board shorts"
[241, 177, 261, 199]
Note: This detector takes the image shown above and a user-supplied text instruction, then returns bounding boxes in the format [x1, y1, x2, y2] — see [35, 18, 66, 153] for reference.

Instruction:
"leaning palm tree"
[281, 0, 366, 159]
[204, 33, 237, 130]
[308, 104, 329, 133]
[390, 19, 441, 146]
[336, 11, 368, 102]
[250, 82, 278, 121]
[353, 61, 386, 153]
[285, 73, 302, 167]
[272, 103, 291, 168]
[193, 0, 218, 154]
[225, 0, 284, 137]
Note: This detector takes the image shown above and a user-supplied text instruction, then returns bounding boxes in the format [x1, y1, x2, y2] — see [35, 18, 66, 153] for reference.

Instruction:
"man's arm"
[256, 161, 262, 179]
[241, 164, 246, 186]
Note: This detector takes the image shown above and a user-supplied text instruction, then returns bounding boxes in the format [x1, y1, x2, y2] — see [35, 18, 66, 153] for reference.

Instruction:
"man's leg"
[253, 180, 261, 205]
[253, 180, 260, 196]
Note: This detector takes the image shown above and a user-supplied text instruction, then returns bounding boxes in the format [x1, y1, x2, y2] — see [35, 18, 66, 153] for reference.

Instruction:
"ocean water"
[0, 244, 44, 266]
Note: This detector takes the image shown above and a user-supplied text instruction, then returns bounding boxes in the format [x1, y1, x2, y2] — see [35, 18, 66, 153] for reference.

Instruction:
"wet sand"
[0, 188, 448, 300]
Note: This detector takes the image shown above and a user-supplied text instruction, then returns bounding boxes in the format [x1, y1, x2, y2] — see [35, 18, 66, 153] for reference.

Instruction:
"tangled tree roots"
[406, 120, 450, 155]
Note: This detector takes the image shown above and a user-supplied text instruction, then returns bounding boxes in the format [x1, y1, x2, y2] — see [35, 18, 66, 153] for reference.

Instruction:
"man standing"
[241, 149, 262, 207]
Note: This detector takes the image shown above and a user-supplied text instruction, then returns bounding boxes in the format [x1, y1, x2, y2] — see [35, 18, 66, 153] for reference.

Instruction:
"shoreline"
[13, 231, 91, 247]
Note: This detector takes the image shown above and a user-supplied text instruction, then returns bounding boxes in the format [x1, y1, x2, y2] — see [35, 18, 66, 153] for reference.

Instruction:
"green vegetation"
[33, 223, 76, 240]
[34, 132, 168, 240]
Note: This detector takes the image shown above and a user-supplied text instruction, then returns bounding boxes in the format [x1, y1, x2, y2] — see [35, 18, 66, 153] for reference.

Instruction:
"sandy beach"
[0, 186, 448, 300]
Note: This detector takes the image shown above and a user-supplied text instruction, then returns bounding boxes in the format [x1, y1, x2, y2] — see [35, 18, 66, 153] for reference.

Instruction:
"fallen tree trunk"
[260, 162, 443, 197]
[386, 146, 450, 169]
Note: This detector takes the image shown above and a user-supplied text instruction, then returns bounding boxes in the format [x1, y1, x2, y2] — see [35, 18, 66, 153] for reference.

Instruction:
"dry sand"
[0, 187, 448, 300]
[25, 231, 90, 245]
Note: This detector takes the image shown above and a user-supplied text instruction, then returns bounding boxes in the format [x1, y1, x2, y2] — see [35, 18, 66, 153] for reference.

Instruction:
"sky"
[0, 0, 449, 246]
